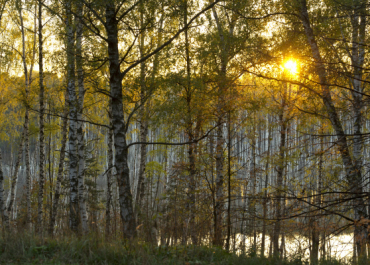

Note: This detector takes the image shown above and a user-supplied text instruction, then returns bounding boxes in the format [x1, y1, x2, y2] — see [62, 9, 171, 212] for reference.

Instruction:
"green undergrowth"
[0, 234, 356, 265]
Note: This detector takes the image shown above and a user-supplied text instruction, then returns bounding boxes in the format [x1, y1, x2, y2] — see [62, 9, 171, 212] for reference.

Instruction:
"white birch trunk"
[105, 2, 136, 238]
[299, 0, 368, 256]
[76, 1, 88, 234]
[106, 101, 114, 236]
[0, 149, 9, 229]
[49, 94, 68, 235]
[37, 0, 45, 234]
[7, 130, 24, 219]
[66, 0, 79, 233]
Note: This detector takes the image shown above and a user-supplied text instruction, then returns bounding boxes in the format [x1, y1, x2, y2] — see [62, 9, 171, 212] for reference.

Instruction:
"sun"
[283, 59, 298, 75]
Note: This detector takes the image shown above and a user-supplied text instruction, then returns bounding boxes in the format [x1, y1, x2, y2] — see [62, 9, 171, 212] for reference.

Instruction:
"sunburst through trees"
[0, 0, 368, 264]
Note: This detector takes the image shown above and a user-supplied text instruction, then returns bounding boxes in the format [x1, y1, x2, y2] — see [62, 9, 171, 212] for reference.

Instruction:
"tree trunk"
[17, 2, 34, 230]
[66, 0, 79, 233]
[349, 2, 366, 258]
[211, 6, 234, 246]
[299, 0, 367, 256]
[134, 3, 164, 216]
[106, 100, 114, 236]
[47, 111, 54, 235]
[76, 1, 88, 234]
[7, 130, 24, 218]
[249, 127, 257, 252]
[225, 112, 232, 251]
[261, 115, 271, 257]
[135, 120, 147, 210]
[135, 5, 148, 213]
[0, 149, 9, 230]
[49, 94, 68, 235]
[105, 2, 136, 239]
[214, 120, 224, 246]
[183, 0, 197, 246]
[273, 89, 287, 258]
[310, 127, 323, 264]
[36, 0, 45, 235]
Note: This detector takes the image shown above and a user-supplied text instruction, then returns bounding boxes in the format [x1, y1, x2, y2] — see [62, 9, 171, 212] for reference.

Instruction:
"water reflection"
[235, 233, 353, 262]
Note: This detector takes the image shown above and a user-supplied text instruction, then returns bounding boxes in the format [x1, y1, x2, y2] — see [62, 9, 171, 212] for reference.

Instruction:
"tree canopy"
[0, 0, 369, 263]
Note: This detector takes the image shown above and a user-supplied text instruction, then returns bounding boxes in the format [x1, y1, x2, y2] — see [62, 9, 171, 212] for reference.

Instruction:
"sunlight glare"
[283, 59, 298, 75]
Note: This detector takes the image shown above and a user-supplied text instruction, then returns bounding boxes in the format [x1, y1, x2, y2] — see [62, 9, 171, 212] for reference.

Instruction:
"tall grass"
[0, 233, 355, 264]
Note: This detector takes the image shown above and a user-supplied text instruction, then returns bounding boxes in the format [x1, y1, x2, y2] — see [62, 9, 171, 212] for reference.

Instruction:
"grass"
[0, 234, 355, 265]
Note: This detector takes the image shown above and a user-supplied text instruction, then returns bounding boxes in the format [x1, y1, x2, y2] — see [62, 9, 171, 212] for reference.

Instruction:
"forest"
[0, 0, 368, 264]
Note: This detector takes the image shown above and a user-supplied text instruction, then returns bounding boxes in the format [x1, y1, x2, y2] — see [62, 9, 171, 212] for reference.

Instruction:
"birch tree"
[76, 0, 88, 234]
[65, 0, 79, 233]
[297, 0, 368, 257]
[37, 0, 45, 235]
[80, 0, 220, 239]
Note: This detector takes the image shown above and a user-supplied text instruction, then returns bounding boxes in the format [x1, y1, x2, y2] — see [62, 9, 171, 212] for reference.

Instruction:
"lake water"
[234, 233, 353, 262]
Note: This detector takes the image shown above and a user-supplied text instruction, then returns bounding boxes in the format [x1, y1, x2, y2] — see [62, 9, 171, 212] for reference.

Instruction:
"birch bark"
[135, 5, 148, 212]
[100, 0, 219, 239]
[76, 1, 88, 234]
[49, 94, 68, 235]
[106, 100, 114, 236]
[273, 87, 287, 258]
[348, 6, 367, 257]
[299, 0, 368, 256]
[0, 149, 9, 229]
[310, 126, 323, 264]
[184, 0, 197, 245]
[66, 0, 79, 233]
[261, 115, 272, 257]
[211, 6, 235, 246]
[105, 2, 136, 238]
[0, 0, 8, 231]
[17, 2, 35, 230]
[37, 0, 45, 234]
[7, 131, 24, 218]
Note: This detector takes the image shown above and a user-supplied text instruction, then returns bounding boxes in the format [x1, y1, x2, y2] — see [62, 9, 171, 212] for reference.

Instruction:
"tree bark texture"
[66, 0, 79, 233]
[299, 0, 368, 256]
[135, 6, 148, 212]
[17, 2, 33, 229]
[211, 6, 235, 246]
[105, 2, 136, 239]
[261, 115, 271, 257]
[7, 130, 24, 218]
[273, 91, 287, 258]
[37, 0, 45, 235]
[0, 149, 9, 229]
[49, 94, 68, 235]
[184, 0, 197, 245]
[76, 1, 88, 234]
[106, 101, 114, 236]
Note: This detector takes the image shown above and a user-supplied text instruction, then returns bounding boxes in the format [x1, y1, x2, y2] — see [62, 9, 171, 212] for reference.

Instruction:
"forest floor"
[0, 234, 357, 264]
